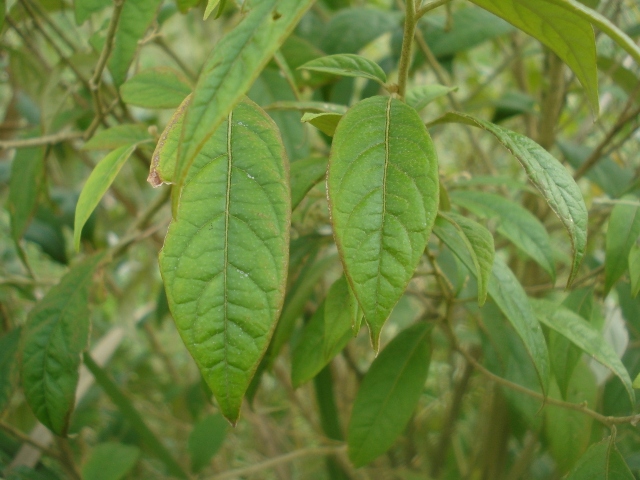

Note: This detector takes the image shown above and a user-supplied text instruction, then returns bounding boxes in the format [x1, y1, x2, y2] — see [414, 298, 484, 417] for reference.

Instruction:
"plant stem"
[416, 0, 452, 19]
[0, 131, 83, 150]
[0, 421, 61, 460]
[397, 0, 417, 101]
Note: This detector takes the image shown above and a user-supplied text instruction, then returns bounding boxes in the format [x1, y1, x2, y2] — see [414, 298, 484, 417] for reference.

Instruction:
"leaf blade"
[605, 196, 640, 294]
[299, 53, 387, 85]
[120, 67, 192, 109]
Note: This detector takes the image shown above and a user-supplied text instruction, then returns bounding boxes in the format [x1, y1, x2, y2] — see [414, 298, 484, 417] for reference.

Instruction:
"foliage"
[1, 0, 640, 478]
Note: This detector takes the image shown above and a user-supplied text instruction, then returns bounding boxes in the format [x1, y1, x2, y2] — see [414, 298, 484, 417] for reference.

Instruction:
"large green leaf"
[299, 54, 387, 85]
[82, 443, 140, 480]
[438, 212, 494, 305]
[328, 96, 439, 350]
[290, 157, 327, 210]
[148, 95, 191, 187]
[160, 99, 290, 423]
[109, 0, 163, 87]
[21, 254, 103, 436]
[434, 217, 550, 394]
[9, 145, 45, 244]
[532, 299, 634, 404]
[83, 124, 153, 151]
[605, 196, 640, 294]
[432, 113, 587, 286]
[467, 0, 599, 113]
[74, 144, 137, 251]
[347, 322, 432, 467]
[120, 67, 192, 109]
[451, 190, 556, 280]
[566, 436, 634, 480]
[0, 328, 21, 413]
[174, 0, 314, 216]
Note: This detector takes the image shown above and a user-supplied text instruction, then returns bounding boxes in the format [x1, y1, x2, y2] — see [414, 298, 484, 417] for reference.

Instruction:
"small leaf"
[434, 217, 550, 395]
[298, 54, 387, 85]
[160, 99, 291, 423]
[148, 95, 191, 187]
[566, 436, 634, 480]
[451, 190, 556, 280]
[431, 113, 587, 286]
[120, 67, 192, 109]
[468, 0, 599, 113]
[0, 328, 21, 413]
[301, 112, 342, 136]
[188, 414, 228, 473]
[290, 157, 327, 210]
[175, 0, 315, 216]
[265, 101, 347, 114]
[203, 0, 221, 19]
[438, 212, 494, 305]
[21, 254, 104, 435]
[605, 196, 640, 294]
[328, 95, 439, 351]
[82, 443, 140, 480]
[83, 124, 153, 151]
[324, 275, 361, 358]
[633, 372, 640, 389]
[532, 298, 635, 404]
[74, 0, 110, 24]
[629, 245, 640, 297]
[347, 322, 432, 467]
[406, 85, 456, 112]
[74, 144, 137, 251]
[9, 145, 45, 244]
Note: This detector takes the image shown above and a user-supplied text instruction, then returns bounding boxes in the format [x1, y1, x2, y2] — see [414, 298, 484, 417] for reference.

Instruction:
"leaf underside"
[328, 95, 439, 351]
[160, 99, 290, 423]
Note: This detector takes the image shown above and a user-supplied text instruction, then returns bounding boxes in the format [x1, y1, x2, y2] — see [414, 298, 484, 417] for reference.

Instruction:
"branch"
[0, 131, 83, 150]
[397, 0, 417, 100]
[0, 421, 61, 460]
[416, 0, 452, 19]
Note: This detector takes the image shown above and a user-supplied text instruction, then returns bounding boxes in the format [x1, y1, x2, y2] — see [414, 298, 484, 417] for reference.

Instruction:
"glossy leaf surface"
[175, 0, 314, 213]
[299, 54, 387, 85]
[532, 299, 634, 404]
[451, 190, 556, 280]
[438, 212, 494, 305]
[434, 217, 550, 394]
[432, 112, 587, 286]
[120, 67, 192, 109]
[74, 144, 137, 251]
[605, 196, 640, 294]
[468, 0, 599, 113]
[328, 95, 439, 350]
[21, 254, 103, 435]
[347, 322, 432, 467]
[160, 99, 290, 423]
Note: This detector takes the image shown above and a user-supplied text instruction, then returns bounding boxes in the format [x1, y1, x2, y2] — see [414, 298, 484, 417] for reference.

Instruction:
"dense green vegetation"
[1, 0, 640, 478]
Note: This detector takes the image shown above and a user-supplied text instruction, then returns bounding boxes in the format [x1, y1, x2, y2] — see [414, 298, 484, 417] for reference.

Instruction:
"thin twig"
[0, 131, 83, 150]
[416, 0, 453, 19]
[0, 421, 61, 461]
[209, 446, 346, 480]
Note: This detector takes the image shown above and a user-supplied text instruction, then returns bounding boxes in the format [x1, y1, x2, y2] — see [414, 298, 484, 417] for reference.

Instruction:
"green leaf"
[9, 145, 45, 244]
[21, 254, 103, 436]
[290, 156, 328, 211]
[148, 94, 191, 187]
[301, 112, 342, 136]
[406, 84, 456, 113]
[347, 322, 432, 467]
[438, 212, 494, 305]
[188, 414, 228, 473]
[434, 217, 550, 395]
[174, 0, 314, 216]
[605, 196, 640, 294]
[120, 67, 192, 109]
[74, 0, 110, 24]
[431, 113, 587, 286]
[83, 354, 188, 478]
[83, 124, 153, 151]
[264, 101, 347, 114]
[566, 436, 634, 480]
[298, 54, 387, 85]
[629, 245, 640, 298]
[532, 298, 635, 404]
[109, 0, 163, 87]
[323, 275, 361, 358]
[0, 328, 21, 413]
[202, 0, 220, 19]
[82, 443, 140, 480]
[160, 99, 290, 423]
[328, 96, 439, 351]
[74, 144, 137, 251]
[633, 372, 640, 389]
[450, 190, 556, 280]
[467, 0, 599, 113]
